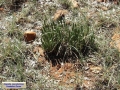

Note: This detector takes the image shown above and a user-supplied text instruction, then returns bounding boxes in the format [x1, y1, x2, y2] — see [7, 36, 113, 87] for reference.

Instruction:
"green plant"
[7, 29, 23, 40]
[7, 16, 23, 40]
[0, 0, 4, 5]
[41, 18, 97, 62]
[0, 39, 26, 81]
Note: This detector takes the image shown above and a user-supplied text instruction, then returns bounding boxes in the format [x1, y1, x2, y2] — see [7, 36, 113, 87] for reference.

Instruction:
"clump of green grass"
[41, 18, 97, 63]
[7, 29, 23, 40]
[7, 16, 24, 41]
[0, 39, 26, 81]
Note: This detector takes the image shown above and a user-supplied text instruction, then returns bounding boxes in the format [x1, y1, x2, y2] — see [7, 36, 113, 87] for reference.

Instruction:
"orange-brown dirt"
[37, 48, 103, 89]
[110, 26, 120, 51]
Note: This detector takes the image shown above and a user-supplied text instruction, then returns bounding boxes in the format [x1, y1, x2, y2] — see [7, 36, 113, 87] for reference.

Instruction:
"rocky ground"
[0, 0, 120, 90]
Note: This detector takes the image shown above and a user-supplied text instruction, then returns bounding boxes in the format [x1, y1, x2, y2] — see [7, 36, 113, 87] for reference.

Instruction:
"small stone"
[24, 31, 36, 43]
[90, 66, 102, 74]
[0, 8, 4, 12]
[69, 79, 74, 83]
[101, 6, 108, 11]
[97, 0, 105, 2]
[70, 0, 79, 8]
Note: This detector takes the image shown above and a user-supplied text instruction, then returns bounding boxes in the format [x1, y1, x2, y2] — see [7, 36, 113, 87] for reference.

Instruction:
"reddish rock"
[24, 31, 36, 43]
[0, 8, 4, 12]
